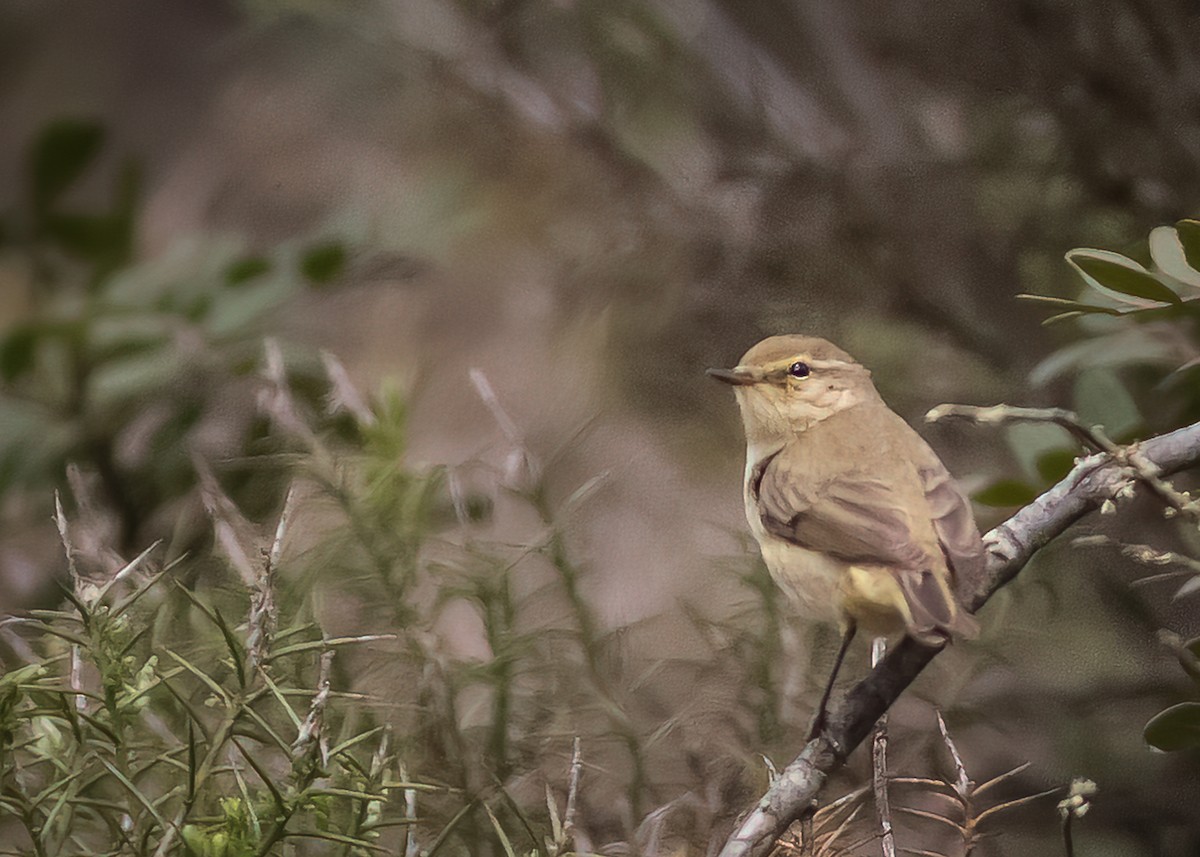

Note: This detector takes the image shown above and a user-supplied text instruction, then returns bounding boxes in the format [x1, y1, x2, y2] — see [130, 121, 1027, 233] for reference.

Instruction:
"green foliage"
[1021, 217, 1200, 433]
[0, 535, 425, 855]
[0, 306, 830, 852]
[1020, 218, 1200, 324]
[1023, 221, 1200, 767]
[1144, 702, 1200, 752]
[300, 241, 347, 286]
[224, 256, 272, 286]
[972, 479, 1038, 508]
[30, 119, 106, 212]
[1144, 635, 1200, 753]
[0, 118, 369, 555]
[979, 219, 1200, 504]
[0, 113, 1141, 857]
[1066, 250, 1181, 306]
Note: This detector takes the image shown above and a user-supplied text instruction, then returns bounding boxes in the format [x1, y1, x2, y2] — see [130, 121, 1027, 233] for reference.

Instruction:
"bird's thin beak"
[706, 366, 757, 386]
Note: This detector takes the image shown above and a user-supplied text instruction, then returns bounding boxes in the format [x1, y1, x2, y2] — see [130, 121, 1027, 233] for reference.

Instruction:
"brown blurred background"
[3, 1, 1200, 854]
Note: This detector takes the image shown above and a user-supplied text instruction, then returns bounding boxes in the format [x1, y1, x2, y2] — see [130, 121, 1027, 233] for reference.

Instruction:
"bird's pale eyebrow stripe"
[806, 358, 854, 370]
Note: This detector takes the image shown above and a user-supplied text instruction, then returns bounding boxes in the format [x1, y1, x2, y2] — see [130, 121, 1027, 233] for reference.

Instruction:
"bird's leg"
[806, 620, 857, 741]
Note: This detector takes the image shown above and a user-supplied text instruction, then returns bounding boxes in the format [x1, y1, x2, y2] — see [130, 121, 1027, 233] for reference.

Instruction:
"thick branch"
[718, 419, 1200, 857]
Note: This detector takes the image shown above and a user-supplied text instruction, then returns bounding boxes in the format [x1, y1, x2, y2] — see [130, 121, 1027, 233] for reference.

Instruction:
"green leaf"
[163, 649, 231, 707]
[1015, 294, 1122, 316]
[1148, 225, 1200, 290]
[1067, 249, 1182, 305]
[327, 726, 385, 760]
[266, 634, 395, 663]
[170, 581, 245, 688]
[1073, 368, 1141, 439]
[1041, 311, 1086, 326]
[1030, 327, 1181, 386]
[1035, 448, 1077, 484]
[0, 663, 48, 692]
[300, 241, 347, 285]
[1175, 637, 1200, 686]
[484, 804, 517, 857]
[95, 755, 172, 832]
[972, 479, 1037, 508]
[0, 326, 39, 383]
[1144, 702, 1200, 751]
[186, 719, 197, 802]
[425, 800, 477, 857]
[1175, 575, 1200, 600]
[1005, 421, 1075, 482]
[231, 738, 286, 812]
[1176, 220, 1200, 272]
[42, 213, 114, 259]
[30, 119, 105, 211]
[288, 830, 391, 853]
[225, 256, 271, 286]
[237, 702, 296, 755]
[40, 160, 139, 287]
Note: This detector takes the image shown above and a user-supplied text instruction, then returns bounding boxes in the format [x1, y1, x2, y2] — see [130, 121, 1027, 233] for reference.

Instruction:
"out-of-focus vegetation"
[0, 118, 363, 570]
[3, 0, 1200, 853]
[1020, 217, 1200, 769]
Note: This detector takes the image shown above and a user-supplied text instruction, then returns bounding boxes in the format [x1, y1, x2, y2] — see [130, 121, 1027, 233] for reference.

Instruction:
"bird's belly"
[757, 537, 845, 623]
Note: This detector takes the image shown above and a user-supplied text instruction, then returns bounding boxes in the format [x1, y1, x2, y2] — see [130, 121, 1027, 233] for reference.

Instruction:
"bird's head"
[708, 335, 878, 444]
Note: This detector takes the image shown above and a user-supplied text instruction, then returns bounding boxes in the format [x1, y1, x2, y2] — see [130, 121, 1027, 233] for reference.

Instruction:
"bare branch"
[872, 638, 895, 857]
[927, 403, 1200, 525]
[924, 403, 1109, 452]
[718, 418, 1200, 857]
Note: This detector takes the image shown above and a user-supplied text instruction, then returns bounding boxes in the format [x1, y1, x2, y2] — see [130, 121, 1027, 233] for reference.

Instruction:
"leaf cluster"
[0, 118, 358, 556]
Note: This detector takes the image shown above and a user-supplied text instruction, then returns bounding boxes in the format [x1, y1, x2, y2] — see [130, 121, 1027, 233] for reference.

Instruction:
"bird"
[708, 334, 982, 737]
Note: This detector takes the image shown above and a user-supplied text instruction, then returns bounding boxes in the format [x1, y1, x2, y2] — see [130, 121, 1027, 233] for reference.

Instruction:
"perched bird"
[708, 335, 982, 733]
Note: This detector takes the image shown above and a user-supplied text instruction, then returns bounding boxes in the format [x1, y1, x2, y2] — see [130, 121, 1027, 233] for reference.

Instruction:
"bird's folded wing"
[756, 463, 929, 569]
[755, 447, 981, 639]
[915, 449, 986, 586]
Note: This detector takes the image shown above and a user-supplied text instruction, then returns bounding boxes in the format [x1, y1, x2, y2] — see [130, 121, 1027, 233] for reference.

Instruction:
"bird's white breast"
[743, 445, 843, 623]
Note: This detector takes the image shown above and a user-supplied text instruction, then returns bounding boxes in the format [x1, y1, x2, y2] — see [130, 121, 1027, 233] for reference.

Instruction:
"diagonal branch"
[718, 418, 1200, 857]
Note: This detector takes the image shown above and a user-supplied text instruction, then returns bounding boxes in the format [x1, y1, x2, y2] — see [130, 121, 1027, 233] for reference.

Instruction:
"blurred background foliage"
[1, 0, 1200, 854]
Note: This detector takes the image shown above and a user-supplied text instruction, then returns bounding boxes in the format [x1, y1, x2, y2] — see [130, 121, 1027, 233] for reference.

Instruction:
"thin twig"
[400, 762, 420, 857]
[54, 494, 88, 713]
[871, 638, 894, 857]
[268, 483, 298, 576]
[564, 736, 582, 842]
[53, 492, 80, 592]
[927, 403, 1200, 525]
[935, 712, 970, 801]
[292, 649, 335, 768]
[935, 711, 974, 854]
[925, 404, 1108, 452]
[469, 367, 541, 489]
[321, 349, 376, 427]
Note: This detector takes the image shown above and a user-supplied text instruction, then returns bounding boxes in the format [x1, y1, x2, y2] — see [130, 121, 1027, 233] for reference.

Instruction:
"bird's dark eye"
[788, 361, 810, 379]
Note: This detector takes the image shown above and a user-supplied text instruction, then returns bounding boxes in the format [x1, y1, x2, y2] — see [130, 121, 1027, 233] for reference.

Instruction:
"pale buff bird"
[709, 335, 982, 732]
